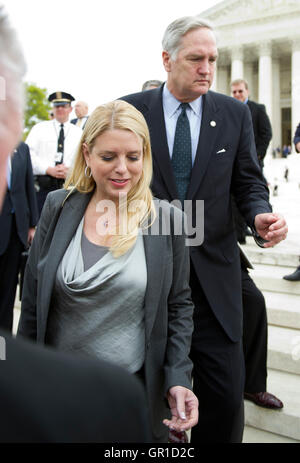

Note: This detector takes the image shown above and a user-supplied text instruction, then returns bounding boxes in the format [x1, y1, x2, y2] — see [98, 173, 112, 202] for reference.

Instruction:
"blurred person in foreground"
[18, 99, 198, 442]
[0, 5, 151, 443]
[121, 15, 288, 443]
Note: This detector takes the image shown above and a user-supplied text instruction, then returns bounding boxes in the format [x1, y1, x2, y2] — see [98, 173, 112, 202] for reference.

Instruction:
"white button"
[210, 120, 216, 127]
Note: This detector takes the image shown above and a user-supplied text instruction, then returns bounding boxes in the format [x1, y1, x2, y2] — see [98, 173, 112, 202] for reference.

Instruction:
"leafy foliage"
[23, 82, 51, 140]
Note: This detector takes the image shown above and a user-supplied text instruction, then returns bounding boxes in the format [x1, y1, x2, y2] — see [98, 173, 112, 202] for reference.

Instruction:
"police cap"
[48, 91, 75, 106]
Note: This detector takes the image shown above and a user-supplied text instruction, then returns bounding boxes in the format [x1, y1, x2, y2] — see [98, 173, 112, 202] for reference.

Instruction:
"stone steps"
[249, 263, 300, 295]
[242, 241, 300, 268]
[264, 291, 300, 330]
[243, 425, 300, 443]
[241, 241, 300, 442]
[244, 369, 300, 441]
[268, 325, 300, 375]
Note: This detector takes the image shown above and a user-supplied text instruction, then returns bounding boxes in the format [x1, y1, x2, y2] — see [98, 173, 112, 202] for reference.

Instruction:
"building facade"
[201, 0, 300, 152]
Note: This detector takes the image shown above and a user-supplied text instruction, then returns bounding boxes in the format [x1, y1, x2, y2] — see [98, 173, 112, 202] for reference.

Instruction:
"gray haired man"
[121, 15, 288, 443]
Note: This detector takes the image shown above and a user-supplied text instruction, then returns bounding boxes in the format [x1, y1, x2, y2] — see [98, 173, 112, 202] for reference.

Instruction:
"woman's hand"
[163, 386, 198, 432]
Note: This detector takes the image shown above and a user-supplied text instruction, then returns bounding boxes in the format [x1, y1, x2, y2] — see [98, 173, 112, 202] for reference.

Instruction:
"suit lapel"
[10, 148, 20, 190]
[145, 87, 179, 199]
[142, 215, 166, 344]
[187, 91, 223, 199]
[40, 192, 92, 331]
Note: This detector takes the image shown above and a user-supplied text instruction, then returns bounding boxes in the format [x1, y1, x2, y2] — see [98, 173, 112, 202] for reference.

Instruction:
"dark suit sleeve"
[294, 123, 300, 152]
[255, 104, 272, 160]
[164, 205, 194, 394]
[231, 104, 272, 227]
[24, 143, 38, 227]
[18, 194, 54, 340]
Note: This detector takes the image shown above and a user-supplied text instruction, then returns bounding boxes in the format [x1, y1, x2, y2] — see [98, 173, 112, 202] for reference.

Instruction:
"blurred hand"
[163, 386, 198, 432]
[27, 227, 35, 245]
[46, 164, 68, 179]
[254, 212, 288, 248]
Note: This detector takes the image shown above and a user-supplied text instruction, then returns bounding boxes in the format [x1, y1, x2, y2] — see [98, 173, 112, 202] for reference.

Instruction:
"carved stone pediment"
[201, 0, 300, 26]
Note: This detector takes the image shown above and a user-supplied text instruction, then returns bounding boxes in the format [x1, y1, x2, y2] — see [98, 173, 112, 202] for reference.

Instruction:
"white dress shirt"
[162, 83, 203, 165]
[26, 120, 82, 175]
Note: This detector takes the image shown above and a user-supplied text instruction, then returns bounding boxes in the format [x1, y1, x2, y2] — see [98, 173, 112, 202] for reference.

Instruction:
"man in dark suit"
[0, 141, 38, 331]
[231, 78, 272, 170]
[70, 100, 89, 129]
[283, 122, 300, 281]
[121, 15, 288, 443]
[239, 246, 283, 410]
[0, 6, 151, 443]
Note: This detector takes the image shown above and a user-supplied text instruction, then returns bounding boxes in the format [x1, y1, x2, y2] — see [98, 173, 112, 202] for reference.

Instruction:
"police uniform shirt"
[26, 120, 82, 175]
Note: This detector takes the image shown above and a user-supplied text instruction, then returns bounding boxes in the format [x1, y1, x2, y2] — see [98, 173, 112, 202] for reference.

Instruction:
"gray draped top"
[46, 218, 147, 373]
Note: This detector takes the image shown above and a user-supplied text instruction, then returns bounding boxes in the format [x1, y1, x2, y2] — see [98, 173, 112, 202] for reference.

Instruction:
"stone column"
[292, 38, 300, 150]
[217, 66, 229, 95]
[244, 62, 254, 97]
[211, 63, 217, 91]
[258, 42, 272, 118]
[231, 46, 244, 81]
[272, 57, 281, 153]
[258, 42, 273, 159]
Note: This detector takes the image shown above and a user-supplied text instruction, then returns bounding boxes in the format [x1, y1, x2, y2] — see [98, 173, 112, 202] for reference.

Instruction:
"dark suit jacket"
[0, 329, 151, 442]
[18, 188, 194, 442]
[70, 116, 88, 129]
[247, 100, 272, 161]
[121, 86, 272, 342]
[294, 123, 300, 152]
[0, 142, 38, 255]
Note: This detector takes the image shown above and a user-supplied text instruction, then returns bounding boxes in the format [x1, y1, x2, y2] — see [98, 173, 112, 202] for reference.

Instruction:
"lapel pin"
[210, 120, 216, 127]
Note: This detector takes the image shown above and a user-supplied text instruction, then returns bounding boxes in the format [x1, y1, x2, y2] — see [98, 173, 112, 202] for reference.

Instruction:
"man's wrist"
[250, 226, 268, 248]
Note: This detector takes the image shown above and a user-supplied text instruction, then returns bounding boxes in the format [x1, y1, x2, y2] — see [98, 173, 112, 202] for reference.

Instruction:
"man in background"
[231, 78, 272, 171]
[142, 80, 163, 91]
[26, 91, 82, 216]
[70, 100, 89, 129]
[0, 141, 38, 331]
[283, 122, 300, 281]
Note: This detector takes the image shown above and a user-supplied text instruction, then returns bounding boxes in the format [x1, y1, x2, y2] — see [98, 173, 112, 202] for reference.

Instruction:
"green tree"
[23, 82, 51, 140]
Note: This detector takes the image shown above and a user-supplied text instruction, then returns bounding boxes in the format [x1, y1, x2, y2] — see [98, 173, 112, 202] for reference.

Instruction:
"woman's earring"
[84, 165, 92, 178]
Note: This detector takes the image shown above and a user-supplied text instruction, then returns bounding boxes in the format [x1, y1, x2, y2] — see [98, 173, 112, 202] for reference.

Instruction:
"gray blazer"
[18, 189, 194, 442]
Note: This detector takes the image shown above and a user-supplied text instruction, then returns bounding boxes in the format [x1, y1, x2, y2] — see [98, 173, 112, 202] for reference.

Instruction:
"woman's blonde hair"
[65, 100, 155, 257]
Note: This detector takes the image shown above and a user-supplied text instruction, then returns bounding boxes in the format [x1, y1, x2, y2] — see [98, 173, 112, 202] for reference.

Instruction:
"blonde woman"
[18, 100, 198, 442]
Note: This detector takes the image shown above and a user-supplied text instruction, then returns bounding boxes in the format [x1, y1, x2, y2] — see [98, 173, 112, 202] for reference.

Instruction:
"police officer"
[26, 91, 82, 216]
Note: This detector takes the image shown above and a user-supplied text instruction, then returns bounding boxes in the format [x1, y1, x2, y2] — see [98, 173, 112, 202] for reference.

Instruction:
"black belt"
[35, 175, 64, 190]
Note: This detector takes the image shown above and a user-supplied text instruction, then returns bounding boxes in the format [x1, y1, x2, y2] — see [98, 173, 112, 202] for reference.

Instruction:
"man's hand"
[254, 213, 288, 248]
[296, 141, 300, 153]
[163, 386, 198, 432]
[46, 164, 68, 179]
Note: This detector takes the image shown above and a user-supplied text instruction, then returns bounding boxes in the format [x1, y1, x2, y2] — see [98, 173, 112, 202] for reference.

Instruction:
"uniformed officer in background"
[26, 91, 82, 216]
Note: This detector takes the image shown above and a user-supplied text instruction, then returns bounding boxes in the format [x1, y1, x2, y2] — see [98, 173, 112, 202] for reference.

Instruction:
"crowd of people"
[0, 6, 297, 444]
